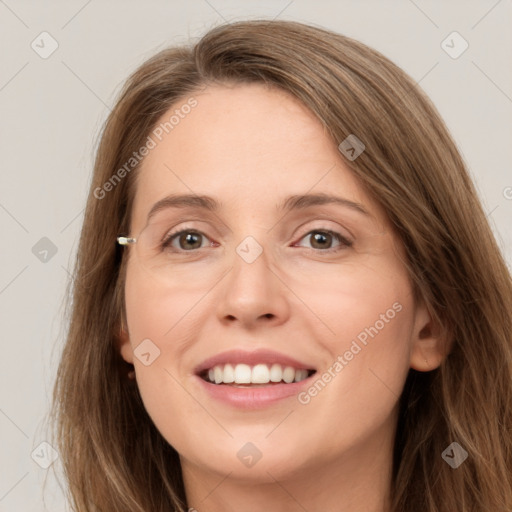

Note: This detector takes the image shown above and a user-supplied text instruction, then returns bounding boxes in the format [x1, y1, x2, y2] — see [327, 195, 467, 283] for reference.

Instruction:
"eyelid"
[162, 218, 353, 238]
[293, 229, 353, 250]
[163, 222, 353, 253]
[162, 225, 214, 249]
[293, 221, 353, 245]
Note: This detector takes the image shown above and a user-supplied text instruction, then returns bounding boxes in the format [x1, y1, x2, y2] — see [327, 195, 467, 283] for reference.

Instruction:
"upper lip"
[194, 349, 316, 375]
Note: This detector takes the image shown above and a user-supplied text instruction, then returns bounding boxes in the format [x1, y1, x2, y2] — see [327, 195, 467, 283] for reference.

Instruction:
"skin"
[118, 83, 447, 512]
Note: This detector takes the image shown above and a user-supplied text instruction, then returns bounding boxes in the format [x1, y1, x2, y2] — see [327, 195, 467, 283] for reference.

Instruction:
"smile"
[200, 363, 316, 386]
[193, 349, 318, 409]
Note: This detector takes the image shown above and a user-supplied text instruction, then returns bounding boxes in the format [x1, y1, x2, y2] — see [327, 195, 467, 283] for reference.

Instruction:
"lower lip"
[194, 375, 314, 410]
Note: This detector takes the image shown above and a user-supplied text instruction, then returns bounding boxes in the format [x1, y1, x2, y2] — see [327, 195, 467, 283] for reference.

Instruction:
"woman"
[50, 19, 512, 511]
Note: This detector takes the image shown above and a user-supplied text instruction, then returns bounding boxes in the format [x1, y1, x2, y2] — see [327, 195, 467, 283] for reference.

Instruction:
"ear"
[117, 325, 134, 364]
[409, 298, 452, 372]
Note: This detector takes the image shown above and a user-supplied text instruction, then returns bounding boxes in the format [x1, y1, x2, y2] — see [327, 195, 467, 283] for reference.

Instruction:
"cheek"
[309, 253, 413, 351]
[298, 259, 415, 433]
[123, 270, 198, 423]
[124, 265, 207, 347]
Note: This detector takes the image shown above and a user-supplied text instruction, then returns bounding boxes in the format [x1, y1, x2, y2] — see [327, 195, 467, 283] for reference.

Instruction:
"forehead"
[130, 83, 386, 230]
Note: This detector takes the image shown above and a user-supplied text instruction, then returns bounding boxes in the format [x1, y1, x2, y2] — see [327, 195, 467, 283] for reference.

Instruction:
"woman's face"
[119, 83, 438, 482]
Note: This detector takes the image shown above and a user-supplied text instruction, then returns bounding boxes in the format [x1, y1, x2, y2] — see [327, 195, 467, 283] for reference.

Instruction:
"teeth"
[203, 363, 312, 385]
[269, 363, 282, 382]
[251, 364, 270, 383]
[234, 364, 252, 383]
[223, 363, 235, 383]
[294, 369, 308, 382]
[282, 366, 295, 383]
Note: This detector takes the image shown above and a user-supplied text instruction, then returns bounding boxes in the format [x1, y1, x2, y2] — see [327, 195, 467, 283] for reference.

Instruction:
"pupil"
[181, 232, 201, 250]
[312, 232, 330, 249]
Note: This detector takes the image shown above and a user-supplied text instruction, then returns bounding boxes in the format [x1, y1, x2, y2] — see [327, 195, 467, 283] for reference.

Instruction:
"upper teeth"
[206, 363, 310, 385]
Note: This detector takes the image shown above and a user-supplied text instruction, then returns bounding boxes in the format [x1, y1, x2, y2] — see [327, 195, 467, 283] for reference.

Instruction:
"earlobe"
[118, 327, 134, 364]
[410, 336, 446, 371]
[409, 301, 452, 372]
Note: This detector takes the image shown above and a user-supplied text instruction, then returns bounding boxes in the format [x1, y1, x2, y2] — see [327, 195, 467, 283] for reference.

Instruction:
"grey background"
[1, 0, 511, 509]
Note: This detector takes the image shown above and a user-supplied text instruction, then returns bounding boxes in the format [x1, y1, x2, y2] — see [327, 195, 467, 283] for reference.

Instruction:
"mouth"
[198, 363, 317, 387]
[193, 349, 317, 409]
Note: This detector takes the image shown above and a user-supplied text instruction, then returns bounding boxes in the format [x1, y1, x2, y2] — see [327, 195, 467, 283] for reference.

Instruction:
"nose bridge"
[216, 232, 289, 326]
[229, 233, 274, 300]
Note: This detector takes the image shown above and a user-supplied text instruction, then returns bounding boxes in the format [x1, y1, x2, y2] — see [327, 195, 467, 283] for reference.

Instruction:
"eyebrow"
[147, 192, 370, 222]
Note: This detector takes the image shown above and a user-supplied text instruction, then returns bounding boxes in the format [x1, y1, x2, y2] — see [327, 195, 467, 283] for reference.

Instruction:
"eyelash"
[161, 227, 353, 254]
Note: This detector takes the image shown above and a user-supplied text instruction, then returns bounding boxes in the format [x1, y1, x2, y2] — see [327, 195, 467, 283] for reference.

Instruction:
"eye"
[159, 227, 352, 253]
[162, 229, 213, 251]
[295, 229, 352, 252]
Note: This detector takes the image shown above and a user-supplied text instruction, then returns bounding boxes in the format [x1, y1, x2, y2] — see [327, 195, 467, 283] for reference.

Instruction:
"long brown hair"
[49, 19, 512, 511]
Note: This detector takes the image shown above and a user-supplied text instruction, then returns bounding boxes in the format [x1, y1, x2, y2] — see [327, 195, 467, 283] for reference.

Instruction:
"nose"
[216, 241, 290, 330]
